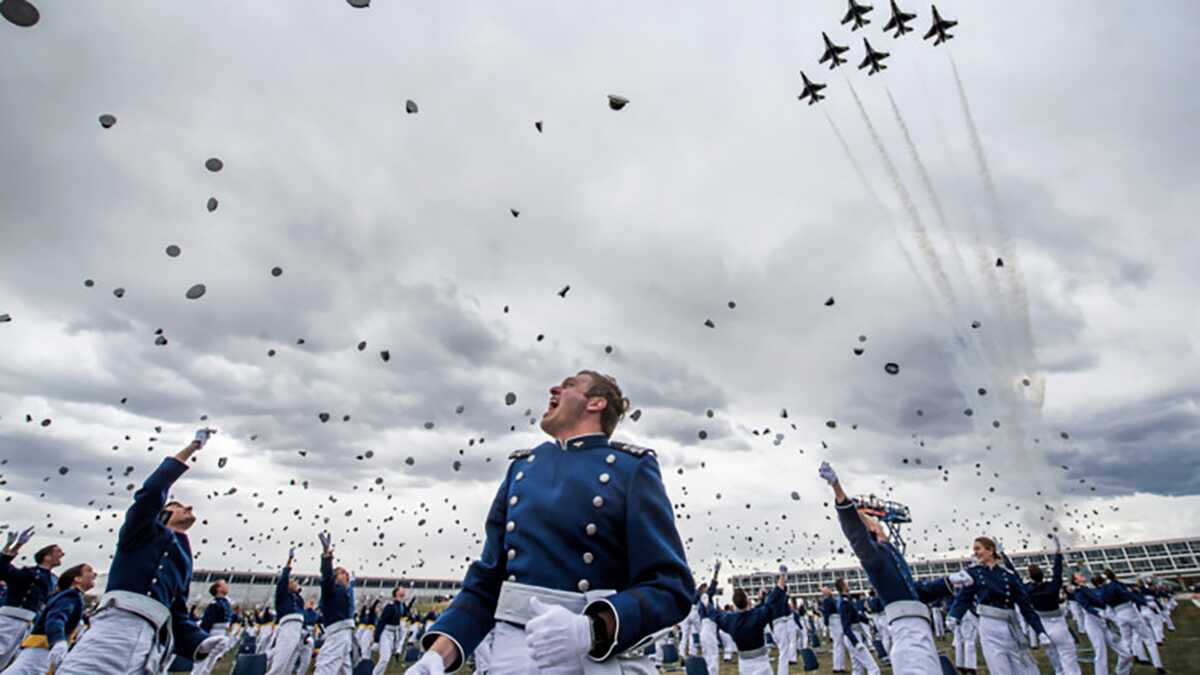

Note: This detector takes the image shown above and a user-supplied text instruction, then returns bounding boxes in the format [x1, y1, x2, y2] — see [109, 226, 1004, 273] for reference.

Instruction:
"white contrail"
[949, 54, 1038, 390]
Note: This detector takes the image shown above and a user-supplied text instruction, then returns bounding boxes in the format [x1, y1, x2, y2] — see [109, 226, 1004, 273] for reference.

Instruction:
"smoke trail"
[822, 106, 943, 322]
[949, 55, 1038, 387]
[845, 79, 961, 319]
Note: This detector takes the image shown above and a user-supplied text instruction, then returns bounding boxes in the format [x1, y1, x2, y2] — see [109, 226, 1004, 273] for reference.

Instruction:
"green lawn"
[213, 599, 1198, 673]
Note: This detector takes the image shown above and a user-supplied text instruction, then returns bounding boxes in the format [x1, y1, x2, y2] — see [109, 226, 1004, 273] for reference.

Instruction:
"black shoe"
[1156, 669, 1167, 674]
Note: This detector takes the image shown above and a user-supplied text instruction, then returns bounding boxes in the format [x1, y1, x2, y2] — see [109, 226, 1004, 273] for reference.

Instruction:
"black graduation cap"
[824, 297, 835, 306]
[380, 350, 390, 362]
[971, 320, 981, 329]
[185, 284, 206, 300]
[98, 113, 116, 128]
[166, 245, 181, 257]
[698, 430, 708, 440]
[205, 158, 224, 172]
[423, 422, 435, 430]
[510, 209, 520, 218]
[853, 347, 864, 356]
[607, 95, 629, 110]
[704, 319, 715, 328]
[40, 418, 51, 427]
[113, 287, 126, 298]
[405, 457, 415, 466]
[630, 409, 642, 421]
[405, 99, 418, 114]
[84, 279, 94, 287]
[963, 408, 973, 416]
[790, 491, 800, 501]
[155, 336, 168, 346]
[884, 363, 899, 375]
[535, 120, 543, 133]
[0, 314, 10, 323]
[504, 392, 517, 406]
[267, 349, 276, 357]
[995, 258, 1004, 267]
[825, 420, 836, 428]
[318, 412, 330, 423]
[271, 267, 283, 277]
[558, 285, 570, 298]
[206, 197, 218, 212]
[58, 466, 68, 475]
[217, 457, 228, 469]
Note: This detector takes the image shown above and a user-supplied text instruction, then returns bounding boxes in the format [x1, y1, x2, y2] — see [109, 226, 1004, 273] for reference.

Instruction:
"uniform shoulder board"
[610, 441, 657, 458]
[508, 448, 533, 460]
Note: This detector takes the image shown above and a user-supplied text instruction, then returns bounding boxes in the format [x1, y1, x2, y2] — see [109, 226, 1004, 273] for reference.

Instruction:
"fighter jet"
[883, 0, 916, 37]
[840, 0, 873, 31]
[858, 39, 890, 75]
[819, 32, 850, 69]
[797, 72, 827, 106]
[923, 4, 957, 45]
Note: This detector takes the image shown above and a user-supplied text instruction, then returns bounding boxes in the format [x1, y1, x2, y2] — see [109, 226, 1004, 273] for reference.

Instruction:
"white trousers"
[977, 615, 1038, 675]
[314, 625, 354, 675]
[872, 616, 890, 652]
[266, 620, 305, 675]
[845, 639, 879, 675]
[487, 622, 655, 675]
[680, 618, 698, 657]
[1041, 615, 1080, 675]
[2, 646, 49, 675]
[192, 625, 229, 675]
[883, 616, 939, 675]
[0, 617, 32, 670]
[828, 623, 847, 671]
[720, 630, 734, 660]
[357, 627, 373, 659]
[1141, 607, 1164, 643]
[57, 608, 157, 675]
[930, 608, 944, 639]
[296, 635, 314, 675]
[257, 625, 276, 654]
[474, 630, 494, 674]
[1115, 605, 1161, 668]
[372, 626, 406, 675]
[737, 652, 772, 675]
[771, 619, 791, 675]
[700, 623, 720, 675]
[954, 613, 979, 670]
[1082, 613, 1131, 675]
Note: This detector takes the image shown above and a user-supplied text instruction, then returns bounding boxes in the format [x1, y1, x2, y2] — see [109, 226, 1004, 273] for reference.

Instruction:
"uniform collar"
[557, 433, 609, 451]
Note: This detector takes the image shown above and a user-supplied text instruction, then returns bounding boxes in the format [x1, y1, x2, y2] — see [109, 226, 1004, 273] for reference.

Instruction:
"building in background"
[184, 569, 462, 609]
[731, 536, 1200, 603]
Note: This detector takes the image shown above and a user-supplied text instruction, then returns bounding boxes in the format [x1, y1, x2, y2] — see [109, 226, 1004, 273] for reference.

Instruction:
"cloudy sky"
[2, 1, 1199, 588]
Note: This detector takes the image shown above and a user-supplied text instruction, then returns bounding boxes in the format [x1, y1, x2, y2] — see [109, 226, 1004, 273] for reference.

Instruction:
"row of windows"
[191, 570, 463, 591]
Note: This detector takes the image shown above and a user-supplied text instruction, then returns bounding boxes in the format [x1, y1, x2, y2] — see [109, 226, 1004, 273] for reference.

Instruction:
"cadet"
[192, 579, 234, 675]
[313, 531, 356, 675]
[819, 462, 972, 674]
[408, 371, 694, 675]
[1, 563, 95, 675]
[948, 537, 1045, 675]
[373, 586, 409, 675]
[266, 548, 307, 675]
[58, 428, 226, 675]
[0, 529, 59, 670]
[710, 571, 787, 675]
[1022, 536, 1080, 675]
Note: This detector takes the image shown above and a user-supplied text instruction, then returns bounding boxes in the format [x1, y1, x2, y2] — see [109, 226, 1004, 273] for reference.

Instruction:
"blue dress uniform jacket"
[200, 597, 232, 632]
[303, 607, 320, 627]
[104, 457, 207, 657]
[866, 595, 884, 615]
[1025, 552, 1064, 612]
[374, 600, 408, 642]
[819, 596, 837, 626]
[0, 553, 56, 614]
[711, 586, 787, 651]
[275, 566, 305, 618]
[1096, 581, 1145, 609]
[948, 564, 1045, 635]
[837, 596, 869, 646]
[30, 588, 83, 646]
[425, 434, 694, 670]
[835, 499, 955, 606]
[697, 584, 721, 621]
[319, 556, 354, 623]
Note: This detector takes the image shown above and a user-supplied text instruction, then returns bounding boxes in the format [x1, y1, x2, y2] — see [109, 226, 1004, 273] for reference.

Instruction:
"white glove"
[48, 641, 69, 668]
[945, 616, 958, 631]
[372, 643, 380, 653]
[17, 527, 35, 546]
[288, 546, 296, 560]
[525, 598, 593, 667]
[818, 461, 838, 485]
[948, 570, 974, 588]
[318, 532, 333, 551]
[193, 428, 216, 447]
[194, 636, 227, 659]
[406, 650, 446, 675]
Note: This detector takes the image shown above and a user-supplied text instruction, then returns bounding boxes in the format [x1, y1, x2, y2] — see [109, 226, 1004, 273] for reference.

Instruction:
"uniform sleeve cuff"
[584, 598, 620, 661]
[420, 631, 465, 673]
[835, 498, 856, 510]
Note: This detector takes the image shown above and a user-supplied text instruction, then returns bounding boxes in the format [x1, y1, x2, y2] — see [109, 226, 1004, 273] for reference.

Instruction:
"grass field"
[213, 599, 1198, 673]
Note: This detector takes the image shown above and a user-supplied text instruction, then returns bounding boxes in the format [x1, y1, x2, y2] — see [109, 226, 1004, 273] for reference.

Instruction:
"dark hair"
[834, 578, 848, 594]
[210, 580, 227, 597]
[1103, 568, 1117, 582]
[578, 370, 628, 436]
[974, 537, 996, 554]
[1092, 574, 1107, 586]
[57, 564, 88, 591]
[392, 585, 406, 598]
[732, 588, 749, 610]
[33, 545, 59, 565]
[1028, 564, 1044, 584]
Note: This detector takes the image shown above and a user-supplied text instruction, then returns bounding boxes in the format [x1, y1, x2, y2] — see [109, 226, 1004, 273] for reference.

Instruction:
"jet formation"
[799, 2, 956, 105]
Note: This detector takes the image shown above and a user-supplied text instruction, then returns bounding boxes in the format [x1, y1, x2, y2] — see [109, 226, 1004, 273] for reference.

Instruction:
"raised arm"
[121, 431, 212, 546]
[819, 463, 879, 565]
[947, 572, 979, 622]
